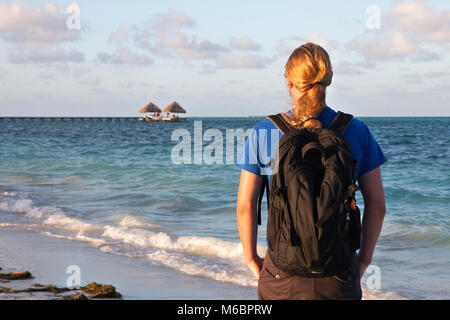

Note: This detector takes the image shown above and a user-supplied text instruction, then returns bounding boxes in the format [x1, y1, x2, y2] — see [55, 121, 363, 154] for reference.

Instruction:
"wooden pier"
[0, 117, 187, 123]
[138, 116, 187, 122]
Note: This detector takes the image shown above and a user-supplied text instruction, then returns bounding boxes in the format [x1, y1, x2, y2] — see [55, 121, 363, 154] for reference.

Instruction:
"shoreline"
[0, 226, 410, 300]
[0, 226, 256, 300]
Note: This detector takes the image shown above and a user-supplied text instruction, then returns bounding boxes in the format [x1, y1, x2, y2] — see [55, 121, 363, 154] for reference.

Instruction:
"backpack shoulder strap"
[327, 111, 353, 136]
[257, 176, 269, 225]
[258, 113, 290, 225]
[267, 113, 293, 135]
[327, 111, 359, 185]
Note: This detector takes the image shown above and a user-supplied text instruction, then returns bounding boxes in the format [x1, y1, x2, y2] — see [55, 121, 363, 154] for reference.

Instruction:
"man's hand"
[247, 256, 264, 279]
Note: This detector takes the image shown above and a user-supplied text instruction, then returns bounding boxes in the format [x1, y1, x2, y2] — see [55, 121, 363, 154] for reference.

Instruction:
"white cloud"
[132, 26, 154, 50]
[198, 64, 217, 74]
[151, 9, 196, 32]
[401, 70, 450, 85]
[422, 71, 450, 79]
[276, 34, 338, 56]
[119, 80, 136, 89]
[401, 73, 423, 84]
[390, 0, 450, 43]
[304, 34, 339, 51]
[135, 29, 227, 60]
[133, 10, 226, 61]
[410, 50, 441, 62]
[216, 53, 274, 69]
[346, 31, 419, 61]
[162, 33, 227, 60]
[90, 87, 109, 95]
[333, 60, 375, 75]
[229, 37, 261, 51]
[0, 2, 85, 66]
[78, 75, 100, 87]
[347, 1, 449, 62]
[0, 1, 79, 45]
[276, 37, 302, 56]
[9, 47, 85, 64]
[97, 48, 153, 66]
[39, 68, 56, 79]
[108, 25, 129, 45]
[71, 66, 92, 79]
[0, 68, 7, 79]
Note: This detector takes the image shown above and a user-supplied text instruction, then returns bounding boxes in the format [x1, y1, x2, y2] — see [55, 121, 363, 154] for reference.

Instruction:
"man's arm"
[236, 169, 264, 279]
[357, 166, 386, 278]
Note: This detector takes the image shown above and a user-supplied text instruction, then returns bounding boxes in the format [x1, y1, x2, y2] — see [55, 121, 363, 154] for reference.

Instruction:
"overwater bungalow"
[138, 102, 162, 122]
[161, 101, 187, 121]
[138, 101, 186, 122]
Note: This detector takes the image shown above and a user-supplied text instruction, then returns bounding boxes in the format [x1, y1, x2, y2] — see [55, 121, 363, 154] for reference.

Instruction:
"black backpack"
[258, 111, 362, 277]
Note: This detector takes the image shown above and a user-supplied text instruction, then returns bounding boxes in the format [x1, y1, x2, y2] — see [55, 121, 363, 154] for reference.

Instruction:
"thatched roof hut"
[162, 101, 186, 113]
[139, 103, 162, 113]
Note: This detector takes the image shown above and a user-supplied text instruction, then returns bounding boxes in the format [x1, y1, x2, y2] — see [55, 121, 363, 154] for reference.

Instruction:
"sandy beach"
[0, 227, 256, 300]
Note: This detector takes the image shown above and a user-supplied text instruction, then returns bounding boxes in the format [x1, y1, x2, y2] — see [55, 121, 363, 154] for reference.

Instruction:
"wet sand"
[0, 227, 257, 300]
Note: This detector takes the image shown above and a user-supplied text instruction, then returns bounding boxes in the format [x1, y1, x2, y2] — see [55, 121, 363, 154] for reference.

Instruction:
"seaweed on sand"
[0, 267, 122, 299]
[0, 271, 32, 280]
[82, 282, 122, 299]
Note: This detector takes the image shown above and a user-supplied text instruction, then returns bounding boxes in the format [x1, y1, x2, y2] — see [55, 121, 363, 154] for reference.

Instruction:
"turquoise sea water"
[0, 117, 448, 299]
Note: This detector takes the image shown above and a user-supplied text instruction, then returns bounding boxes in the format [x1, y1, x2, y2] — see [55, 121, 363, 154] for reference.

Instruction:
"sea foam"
[0, 194, 408, 297]
[102, 225, 266, 260]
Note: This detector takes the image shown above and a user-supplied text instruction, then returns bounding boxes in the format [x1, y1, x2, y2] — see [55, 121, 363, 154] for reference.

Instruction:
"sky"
[0, 0, 449, 117]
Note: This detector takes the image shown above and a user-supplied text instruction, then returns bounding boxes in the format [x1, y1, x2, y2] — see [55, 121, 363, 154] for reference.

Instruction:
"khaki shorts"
[257, 252, 362, 300]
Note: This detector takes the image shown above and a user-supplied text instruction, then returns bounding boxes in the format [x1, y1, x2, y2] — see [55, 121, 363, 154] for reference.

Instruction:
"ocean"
[0, 117, 448, 299]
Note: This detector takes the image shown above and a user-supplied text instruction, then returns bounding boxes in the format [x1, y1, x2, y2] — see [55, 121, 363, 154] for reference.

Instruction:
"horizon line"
[1, 116, 449, 119]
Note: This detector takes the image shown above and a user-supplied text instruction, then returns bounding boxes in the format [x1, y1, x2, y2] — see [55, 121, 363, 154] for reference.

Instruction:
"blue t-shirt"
[236, 106, 387, 187]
